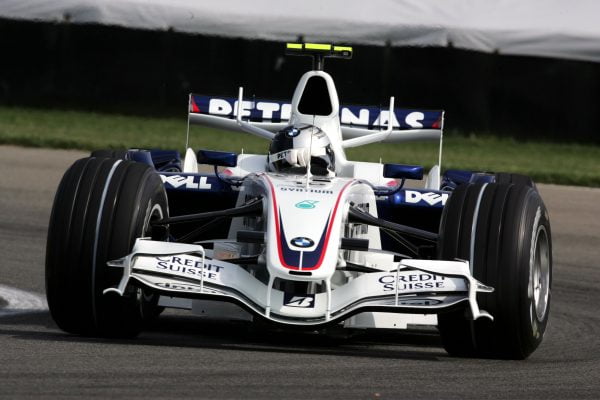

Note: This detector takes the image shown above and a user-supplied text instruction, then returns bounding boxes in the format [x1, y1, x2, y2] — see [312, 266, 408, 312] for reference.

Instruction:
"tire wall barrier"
[1, 18, 599, 143]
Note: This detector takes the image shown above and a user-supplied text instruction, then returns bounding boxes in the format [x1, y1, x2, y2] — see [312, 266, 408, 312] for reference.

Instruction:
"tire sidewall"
[516, 190, 552, 354]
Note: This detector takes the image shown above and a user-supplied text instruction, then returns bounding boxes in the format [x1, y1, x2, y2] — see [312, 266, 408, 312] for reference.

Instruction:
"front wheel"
[437, 181, 552, 359]
[90, 149, 128, 159]
[46, 157, 168, 337]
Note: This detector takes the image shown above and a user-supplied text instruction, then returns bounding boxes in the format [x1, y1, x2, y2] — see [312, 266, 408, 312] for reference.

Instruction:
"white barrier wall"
[1, 0, 600, 63]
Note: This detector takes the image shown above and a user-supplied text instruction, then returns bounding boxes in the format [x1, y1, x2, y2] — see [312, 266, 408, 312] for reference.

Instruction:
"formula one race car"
[46, 43, 552, 359]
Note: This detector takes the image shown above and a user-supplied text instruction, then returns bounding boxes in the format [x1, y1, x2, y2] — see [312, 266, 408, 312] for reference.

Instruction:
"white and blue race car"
[46, 43, 552, 359]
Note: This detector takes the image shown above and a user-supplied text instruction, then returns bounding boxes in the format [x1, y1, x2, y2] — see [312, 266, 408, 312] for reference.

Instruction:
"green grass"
[1, 106, 599, 187]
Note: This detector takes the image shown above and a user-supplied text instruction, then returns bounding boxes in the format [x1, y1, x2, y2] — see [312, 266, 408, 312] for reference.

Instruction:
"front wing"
[105, 239, 493, 326]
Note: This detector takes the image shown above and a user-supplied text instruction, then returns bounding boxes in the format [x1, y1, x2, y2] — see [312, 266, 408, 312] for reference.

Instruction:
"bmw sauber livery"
[46, 43, 552, 359]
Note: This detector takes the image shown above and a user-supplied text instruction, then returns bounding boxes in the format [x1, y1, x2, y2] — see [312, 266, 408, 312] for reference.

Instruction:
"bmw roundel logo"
[290, 237, 314, 248]
[286, 127, 300, 137]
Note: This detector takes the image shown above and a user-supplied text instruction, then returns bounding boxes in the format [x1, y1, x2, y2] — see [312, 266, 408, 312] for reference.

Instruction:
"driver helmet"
[268, 125, 335, 176]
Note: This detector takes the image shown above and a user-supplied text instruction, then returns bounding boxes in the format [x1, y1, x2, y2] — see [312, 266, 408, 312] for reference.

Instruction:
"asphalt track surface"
[0, 145, 599, 399]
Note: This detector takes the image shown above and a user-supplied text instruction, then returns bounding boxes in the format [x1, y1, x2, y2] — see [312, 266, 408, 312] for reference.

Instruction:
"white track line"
[0, 284, 48, 317]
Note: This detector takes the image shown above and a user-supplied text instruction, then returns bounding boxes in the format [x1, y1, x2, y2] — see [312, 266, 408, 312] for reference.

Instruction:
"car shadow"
[0, 310, 446, 361]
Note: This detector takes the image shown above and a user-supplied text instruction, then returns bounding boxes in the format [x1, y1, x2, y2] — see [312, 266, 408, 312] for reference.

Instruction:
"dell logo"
[290, 237, 314, 248]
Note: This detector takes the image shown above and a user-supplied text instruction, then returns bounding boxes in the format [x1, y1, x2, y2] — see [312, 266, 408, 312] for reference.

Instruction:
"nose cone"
[261, 174, 355, 281]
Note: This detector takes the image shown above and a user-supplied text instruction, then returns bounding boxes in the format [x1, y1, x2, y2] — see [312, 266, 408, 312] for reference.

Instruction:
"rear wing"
[188, 94, 444, 144]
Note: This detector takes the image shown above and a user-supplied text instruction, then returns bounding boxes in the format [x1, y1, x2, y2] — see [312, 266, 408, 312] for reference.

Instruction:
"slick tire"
[46, 157, 168, 337]
[437, 181, 552, 359]
[90, 149, 128, 159]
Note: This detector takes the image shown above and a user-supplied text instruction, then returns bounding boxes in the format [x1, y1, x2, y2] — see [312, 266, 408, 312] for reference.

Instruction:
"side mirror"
[196, 150, 238, 167]
[383, 163, 423, 180]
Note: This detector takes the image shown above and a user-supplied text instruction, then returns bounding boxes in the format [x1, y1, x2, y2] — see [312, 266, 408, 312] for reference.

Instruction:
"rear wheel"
[437, 180, 551, 359]
[46, 157, 168, 337]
